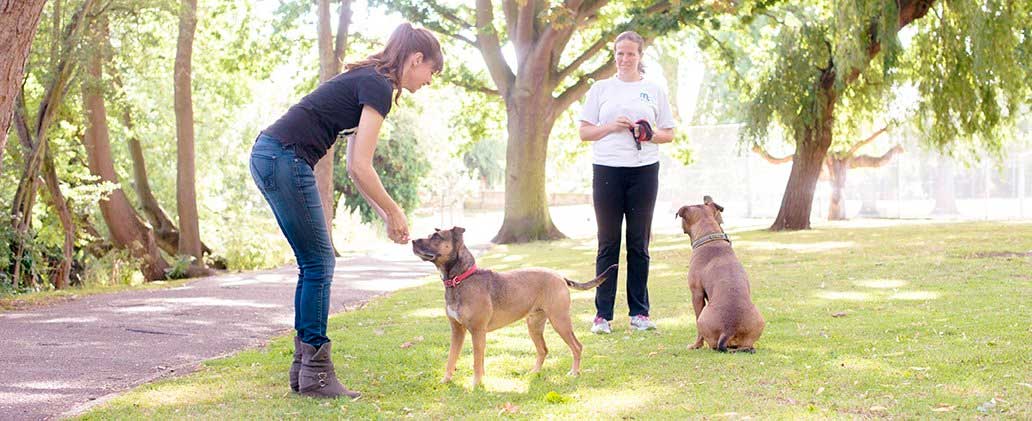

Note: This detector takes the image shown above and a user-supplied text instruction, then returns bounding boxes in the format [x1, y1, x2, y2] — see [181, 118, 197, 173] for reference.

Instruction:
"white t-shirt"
[578, 76, 676, 167]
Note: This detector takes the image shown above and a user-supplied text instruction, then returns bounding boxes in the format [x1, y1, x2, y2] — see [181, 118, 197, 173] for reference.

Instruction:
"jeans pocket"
[250, 153, 278, 192]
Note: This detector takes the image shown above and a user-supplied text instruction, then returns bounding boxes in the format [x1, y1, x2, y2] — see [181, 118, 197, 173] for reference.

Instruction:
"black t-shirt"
[263, 66, 394, 167]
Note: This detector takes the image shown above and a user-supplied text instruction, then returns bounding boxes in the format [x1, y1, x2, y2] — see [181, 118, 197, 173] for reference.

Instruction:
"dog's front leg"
[470, 328, 487, 387]
[443, 319, 465, 383]
[688, 285, 707, 350]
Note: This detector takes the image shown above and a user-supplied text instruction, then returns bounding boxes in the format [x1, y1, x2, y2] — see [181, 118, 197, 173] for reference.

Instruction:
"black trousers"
[592, 162, 659, 320]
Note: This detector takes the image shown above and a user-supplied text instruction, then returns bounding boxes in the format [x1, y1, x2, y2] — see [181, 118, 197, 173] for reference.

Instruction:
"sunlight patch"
[147, 297, 277, 309]
[576, 387, 650, 414]
[39, 316, 98, 324]
[407, 307, 442, 319]
[481, 376, 528, 394]
[853, 279, 908, 289]
[814, 291, 872, 301]
[502, 254, 526, 262]
[737, 240, 854, 252]
[888, 291, 940, 300]
[0, 391, 64, 404]
[135, 384, 212, 407]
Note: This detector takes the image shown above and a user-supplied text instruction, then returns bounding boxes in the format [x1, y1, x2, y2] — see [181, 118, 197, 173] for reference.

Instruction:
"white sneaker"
[629, 315, 656, 331]
[590, 317, 611, 334]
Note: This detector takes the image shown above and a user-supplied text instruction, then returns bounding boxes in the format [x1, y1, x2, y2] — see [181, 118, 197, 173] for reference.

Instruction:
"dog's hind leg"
[527, 311, 549, 373]
[546, 312, 583, 376]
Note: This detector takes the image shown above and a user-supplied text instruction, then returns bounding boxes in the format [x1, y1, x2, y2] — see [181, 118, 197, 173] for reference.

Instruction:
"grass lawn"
[79, 222, 1031, 419]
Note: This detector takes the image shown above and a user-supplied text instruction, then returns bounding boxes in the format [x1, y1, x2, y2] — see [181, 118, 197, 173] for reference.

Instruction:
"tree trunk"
[827, 158, 848, 221]
[492, 90, 564, 243]
[932, 155, 958, 215]
[41, 142, 75, 289]
[0, 0, 47, 171]
[770, 79, 835, 231]
[10, 0, 96, 286]
[316, 0, 351, 254]
[83, 16, 170, 281]
[173, 0, 208, 274]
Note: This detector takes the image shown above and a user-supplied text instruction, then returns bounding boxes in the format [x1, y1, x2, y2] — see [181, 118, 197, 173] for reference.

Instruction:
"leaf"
[832, 311, 847, 317]
[498, 402, 519, 415]
[544, 391, 570, 404]
[932, 403, 955, 412]
[869, 405, 887, 412]
[400, 341, 413, 349]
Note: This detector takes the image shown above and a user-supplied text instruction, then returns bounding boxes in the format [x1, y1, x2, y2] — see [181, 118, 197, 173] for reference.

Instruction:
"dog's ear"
[676, 205, 690, 220]
[451, 226, 465, 246]
[434, 227, 441, 232]
[704, 195, 725, 213]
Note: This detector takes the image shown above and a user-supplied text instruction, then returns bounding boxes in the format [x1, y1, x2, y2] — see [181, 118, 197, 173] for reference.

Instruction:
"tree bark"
[40, 143, 75, 288]
[315, 0, 350, 254]
[826, 158, 848, 221]
[0, 0, 47, 172]
[492, 82, 563, 243]
[173, 0, 208, 274]
[83, 16, 171, 281]
[770, 74, 836, 231]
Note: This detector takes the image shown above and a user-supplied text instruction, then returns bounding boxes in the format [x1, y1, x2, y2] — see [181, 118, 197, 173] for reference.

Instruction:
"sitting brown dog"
[412, 227, 615, 386]
[676, 196, 765, 352]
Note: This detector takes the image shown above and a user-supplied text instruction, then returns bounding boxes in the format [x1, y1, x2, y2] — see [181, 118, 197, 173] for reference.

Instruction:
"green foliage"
[902, 0, 1031, 159]
[696, 0, 1030, 159]
[79, 248, 145, 287]
[164, 256, 194, 280]
[334, 102, 432, 224]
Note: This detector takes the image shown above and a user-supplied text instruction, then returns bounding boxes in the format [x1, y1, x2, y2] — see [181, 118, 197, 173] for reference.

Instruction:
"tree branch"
[752, 143, 794, 164]
[554, 56, 615, 113]
[476, 0, 515, 97]
[850, 144, 904, 168]
[845, 125, 888, 157]
[556, 34, 608, 82]
[428, 1, 473, 29]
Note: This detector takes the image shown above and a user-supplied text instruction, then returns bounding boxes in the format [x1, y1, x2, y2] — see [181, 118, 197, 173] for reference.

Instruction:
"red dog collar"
[443, 265, 477, 288]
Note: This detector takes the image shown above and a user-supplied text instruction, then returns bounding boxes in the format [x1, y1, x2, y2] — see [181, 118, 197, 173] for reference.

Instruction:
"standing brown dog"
[677, 196, 765, 352]
[412, 227, 616, 385]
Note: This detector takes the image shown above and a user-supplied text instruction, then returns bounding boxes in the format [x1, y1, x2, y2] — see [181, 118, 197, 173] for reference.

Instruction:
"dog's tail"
[716, 332, 731, 352]
[565, 264, 618, 290]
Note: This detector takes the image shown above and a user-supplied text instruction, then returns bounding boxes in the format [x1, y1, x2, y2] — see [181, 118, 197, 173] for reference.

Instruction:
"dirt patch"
[968, 251, 1032, 259]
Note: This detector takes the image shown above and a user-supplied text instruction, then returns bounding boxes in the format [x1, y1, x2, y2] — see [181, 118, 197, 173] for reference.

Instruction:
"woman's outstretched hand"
[386, 210, 410, 244]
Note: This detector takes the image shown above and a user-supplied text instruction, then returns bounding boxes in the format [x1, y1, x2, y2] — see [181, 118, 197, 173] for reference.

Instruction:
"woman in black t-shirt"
[250, 23, 442, 398]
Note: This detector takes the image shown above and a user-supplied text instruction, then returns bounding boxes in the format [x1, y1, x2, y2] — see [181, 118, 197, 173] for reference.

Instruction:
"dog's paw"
[567, 369, 580, 377]
[440, 376, 452, 384]
[688, 343, 703, 350]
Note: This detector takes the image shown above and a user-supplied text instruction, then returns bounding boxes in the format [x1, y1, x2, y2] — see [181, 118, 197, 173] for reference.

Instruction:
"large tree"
[81, 14, 171, 281]
[382, 0, 714, 243]
[709, 0, 1030, 230]
[9, 0, 95, 288]
[315, 0, 351, 254]
[173, 0, 209, 274]
[0, 0, 48, 170]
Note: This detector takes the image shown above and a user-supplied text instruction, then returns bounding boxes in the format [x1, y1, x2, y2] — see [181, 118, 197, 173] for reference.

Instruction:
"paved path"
[0, 251, 440, 420]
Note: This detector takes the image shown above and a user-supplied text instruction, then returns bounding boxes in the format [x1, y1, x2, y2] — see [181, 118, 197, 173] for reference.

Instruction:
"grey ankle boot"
[289, 336, 302, 392]
[298, 341, 361, 399]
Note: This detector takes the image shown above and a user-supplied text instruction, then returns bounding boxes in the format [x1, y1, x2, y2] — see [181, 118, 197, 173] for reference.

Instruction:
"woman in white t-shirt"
[577, 31, 676, 334]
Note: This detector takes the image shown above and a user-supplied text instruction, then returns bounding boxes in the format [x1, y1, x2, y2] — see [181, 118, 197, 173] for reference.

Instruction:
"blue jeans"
[249, 133, 334, 347]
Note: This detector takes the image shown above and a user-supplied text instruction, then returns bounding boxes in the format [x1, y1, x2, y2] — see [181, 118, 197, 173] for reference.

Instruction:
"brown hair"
[345, 23, 444, 103]
[614, 31, 646, 74]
